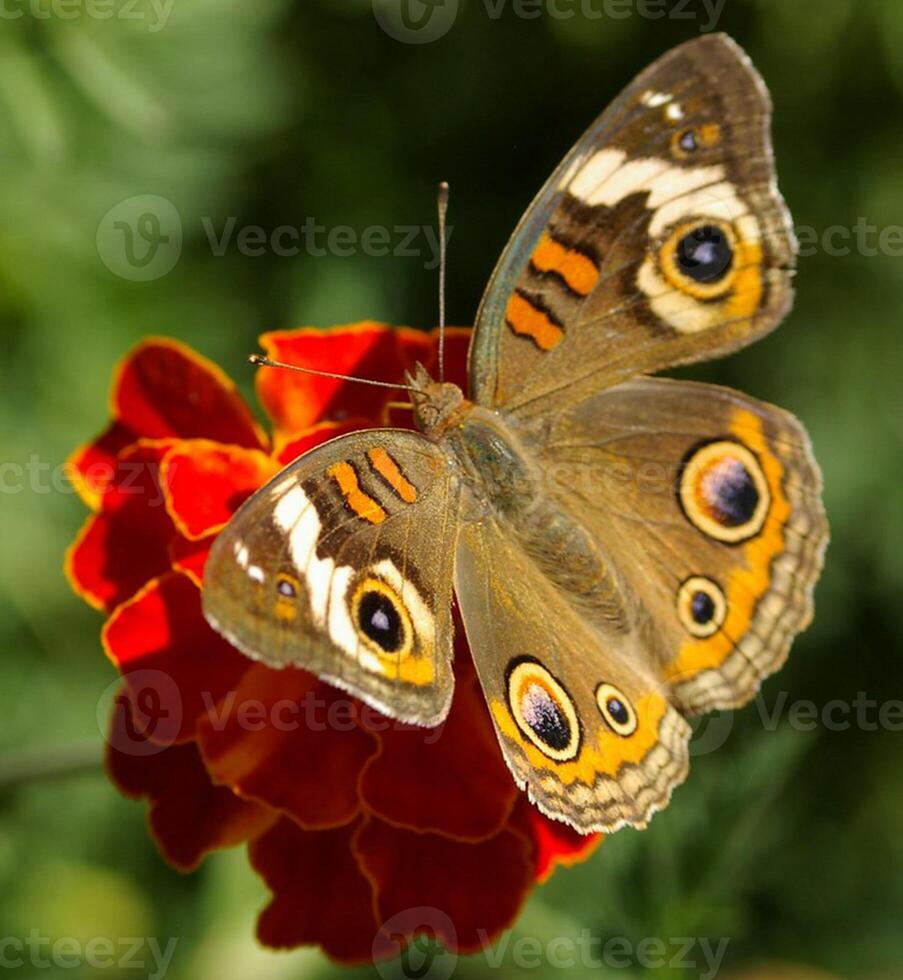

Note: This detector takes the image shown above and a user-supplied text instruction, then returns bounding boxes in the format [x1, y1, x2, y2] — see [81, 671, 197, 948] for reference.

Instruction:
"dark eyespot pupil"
[277, 579, 296, 598]
[703, 458, 759, 526]
[691, 590, 716, 624]
[358, 591, 402, 652]
[677, 225, 733, 282]
[522, 685, 571, 751]
[607, 697, 629, 726]
[679, 129, 697, 152]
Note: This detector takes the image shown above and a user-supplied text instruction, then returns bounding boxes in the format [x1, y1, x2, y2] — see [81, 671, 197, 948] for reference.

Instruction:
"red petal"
[162, 440, 278, 540]
[114, 337, 266, 449]
[252, 817, 379, 963]
[107, 693, 275, 870]
[517, 798, 603, 883]
[359, 668, 517, 840]
[356, 815, 536, 955]
[65, 441, 179, 612]
[169, 534, 214, 588]
[198, 664, 378, 829]
[102, 572, 250, 744]
[66, 421, 137, 511]
[256, 323, 431, 439]
[421, 326, 472, 395]
[276, 418, 375, 466]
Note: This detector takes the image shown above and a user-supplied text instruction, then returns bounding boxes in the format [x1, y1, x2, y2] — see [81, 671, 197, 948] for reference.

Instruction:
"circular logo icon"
[372, 0, 458, 44]
[373, 907, 458, 980]
[689, 709, 734, 758]
[97, 670, 183, 756]
[96, 195, 182, 282]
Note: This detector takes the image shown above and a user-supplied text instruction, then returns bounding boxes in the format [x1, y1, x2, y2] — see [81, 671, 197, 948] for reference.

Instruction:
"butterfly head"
[406, 362, 467, 436]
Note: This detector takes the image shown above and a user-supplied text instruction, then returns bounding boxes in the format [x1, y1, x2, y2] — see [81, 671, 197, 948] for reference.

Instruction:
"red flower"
[65, 324, 601, 963]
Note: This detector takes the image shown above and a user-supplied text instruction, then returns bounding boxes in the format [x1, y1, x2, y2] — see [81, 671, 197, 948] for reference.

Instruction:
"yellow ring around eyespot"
[677, 576, 727, 639]
[658, 218, 738, 300]
[349, 577, 414, 661]
[679, 440, 771, 544]
[595, 683, 638, 737]
[507, 660, 581, 763]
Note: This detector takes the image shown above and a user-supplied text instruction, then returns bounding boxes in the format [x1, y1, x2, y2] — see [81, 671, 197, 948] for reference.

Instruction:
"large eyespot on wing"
[202, 429, 461, 727]
[454, 520, 691, 834]
[469, 33, 795, 418]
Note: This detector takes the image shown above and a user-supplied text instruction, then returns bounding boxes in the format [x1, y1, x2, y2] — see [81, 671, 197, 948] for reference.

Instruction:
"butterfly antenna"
[249, 354, 416, 392]
[437, 180, 450, 383]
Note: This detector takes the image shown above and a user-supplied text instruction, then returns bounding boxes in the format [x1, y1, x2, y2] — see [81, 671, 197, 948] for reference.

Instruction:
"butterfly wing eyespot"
[594, 683, 638, 738]
[349, 576, 414, 659]
[677, 576, 727, 638]
[678, 439, 771, 543]
[658, 218, 738, 299]
[274, 571, 303, 622]
[506, 657, 582, 763]
[670, 122, 722, 159]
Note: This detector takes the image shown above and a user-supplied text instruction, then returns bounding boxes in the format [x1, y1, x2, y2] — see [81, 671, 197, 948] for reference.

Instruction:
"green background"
[1, 0, 901, 977]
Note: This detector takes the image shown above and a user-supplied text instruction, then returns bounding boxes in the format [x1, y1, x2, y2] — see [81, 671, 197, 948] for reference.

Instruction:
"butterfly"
[202, 34, 828, 834]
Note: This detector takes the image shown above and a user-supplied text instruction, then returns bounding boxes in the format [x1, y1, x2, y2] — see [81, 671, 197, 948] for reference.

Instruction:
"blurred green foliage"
[1, 0, 902, 977]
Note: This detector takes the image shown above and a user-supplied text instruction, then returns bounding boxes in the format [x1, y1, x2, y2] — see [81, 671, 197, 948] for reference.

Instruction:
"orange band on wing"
[530, 233, 599, 296]
[505, 292, 564, 350]
[327, 462, 386, 524]
[367, 448, 417, 503]
[666, 409, 790, 682]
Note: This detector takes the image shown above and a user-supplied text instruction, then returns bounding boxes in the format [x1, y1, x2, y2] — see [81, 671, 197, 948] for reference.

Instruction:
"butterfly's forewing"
[455, 516, 691, 833]
[470, 33, 795, 417]
[203, 430, 460, 726]
[534, 378, 828, 715]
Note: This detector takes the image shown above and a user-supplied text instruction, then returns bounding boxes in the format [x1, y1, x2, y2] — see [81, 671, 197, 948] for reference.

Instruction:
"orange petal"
[276, 418, 375, 466]
[65, 441, 180, 612]
[355, 815, 536, 956]
[359, 667, 517, 841]
[168, 534, 215, 588]
[514, 797, 603, 883]
[66, 421, 138, 511]
[102, 572, 251, 744]
[107, 693, 276, 871]
[198, 664, 378, 829]
[113, 337, 267, 449]
[422, 325, 472, 395]
[256, 323, 431, 439]
[251, 817, 379, 963]
[161, 440, 278, 540]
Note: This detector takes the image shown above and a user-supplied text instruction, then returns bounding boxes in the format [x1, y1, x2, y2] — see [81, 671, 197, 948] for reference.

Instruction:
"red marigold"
[65, 324, 601, 964]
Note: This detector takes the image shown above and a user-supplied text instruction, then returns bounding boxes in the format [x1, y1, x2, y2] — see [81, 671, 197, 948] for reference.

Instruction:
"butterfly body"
[203, 34, 828, 834]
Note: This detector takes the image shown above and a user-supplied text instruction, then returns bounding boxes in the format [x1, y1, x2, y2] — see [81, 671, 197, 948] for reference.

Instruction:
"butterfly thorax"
[425, 393, 635, 633]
